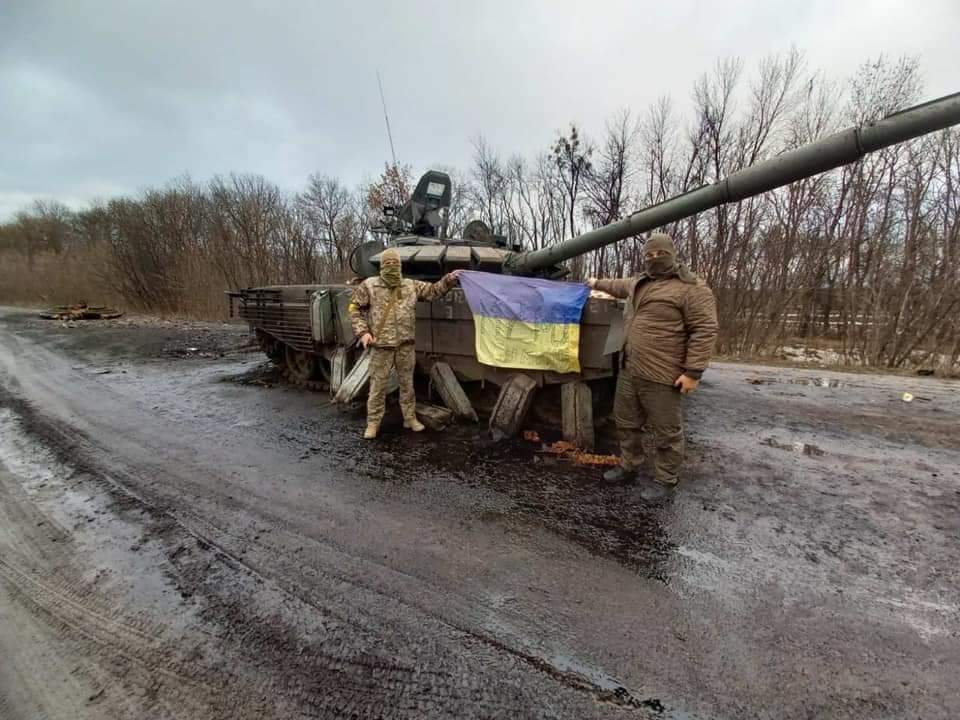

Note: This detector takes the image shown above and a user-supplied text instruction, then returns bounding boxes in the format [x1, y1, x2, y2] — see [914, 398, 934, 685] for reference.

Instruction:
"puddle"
[219, 361, 284, 387]
[761, 437, 826, 456]
[789, 378, 846, 388]
[746, 376, 848, 389]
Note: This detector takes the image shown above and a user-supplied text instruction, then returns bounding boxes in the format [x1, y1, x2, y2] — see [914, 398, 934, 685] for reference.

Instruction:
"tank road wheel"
[283, 345, 331, 386]
[256, 329, 284, 365]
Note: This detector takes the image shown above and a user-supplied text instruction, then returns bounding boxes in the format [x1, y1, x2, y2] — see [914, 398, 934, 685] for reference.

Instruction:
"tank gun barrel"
[509, 92, 960, 275]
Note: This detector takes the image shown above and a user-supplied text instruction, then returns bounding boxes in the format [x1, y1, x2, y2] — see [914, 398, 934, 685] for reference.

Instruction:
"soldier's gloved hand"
[674, 374, 700, 394]
[448, 269, 464, 283]
[359, 333, 374, 349]
[586, 278, 598, 289]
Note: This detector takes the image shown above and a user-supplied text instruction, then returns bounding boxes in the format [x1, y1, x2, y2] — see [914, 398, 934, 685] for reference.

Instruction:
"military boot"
[363, 422, 380, 440]
[640, 478, 677, 501]
[403, 416, 426, 433]
[602, 466, 637, 484]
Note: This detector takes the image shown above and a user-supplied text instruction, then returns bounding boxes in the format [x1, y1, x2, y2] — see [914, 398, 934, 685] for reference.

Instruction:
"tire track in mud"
[0, 556, 289, 719]
[0, 468, 72, 566]
[174, 505, 656, 711]
[0, 566, 144, 720]
[0, 690, 17, 720]
[0, 391, 412, 718]
[0, 382, 662, 717]
[0, 466, 281, 719]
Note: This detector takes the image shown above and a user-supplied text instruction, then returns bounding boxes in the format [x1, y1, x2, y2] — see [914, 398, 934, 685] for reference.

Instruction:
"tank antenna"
[376, 70, 399, 167]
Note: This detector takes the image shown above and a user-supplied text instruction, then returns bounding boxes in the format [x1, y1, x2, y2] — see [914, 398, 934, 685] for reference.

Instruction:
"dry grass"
[0, 248, 122, 309]
[0, 248, 233, 320]
[170, 248, 235, 320]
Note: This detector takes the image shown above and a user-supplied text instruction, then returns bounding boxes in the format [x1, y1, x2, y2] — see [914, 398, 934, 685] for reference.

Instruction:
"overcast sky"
[2, 0, 958, 220]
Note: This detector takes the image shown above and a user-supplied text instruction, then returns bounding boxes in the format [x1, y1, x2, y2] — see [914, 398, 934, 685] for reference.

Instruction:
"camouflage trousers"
[613, 371, 685, 485]
[367, 343, 417, 427]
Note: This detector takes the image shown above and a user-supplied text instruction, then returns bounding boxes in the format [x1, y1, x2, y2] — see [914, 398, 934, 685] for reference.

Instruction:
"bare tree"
[551, 124, 592, 241]
[364, 162, 413, 227]
[298, 175, 355, 279]
[466, 136, 509, 234]
[582, 109, 640, 275]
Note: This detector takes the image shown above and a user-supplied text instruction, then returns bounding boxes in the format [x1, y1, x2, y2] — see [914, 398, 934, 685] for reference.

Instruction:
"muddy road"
[0, 307, 957, 719]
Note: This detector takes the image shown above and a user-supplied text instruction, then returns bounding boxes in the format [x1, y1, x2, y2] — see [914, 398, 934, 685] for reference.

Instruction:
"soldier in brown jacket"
[587, 233, 718, 496]
[348, 248, 462, 439]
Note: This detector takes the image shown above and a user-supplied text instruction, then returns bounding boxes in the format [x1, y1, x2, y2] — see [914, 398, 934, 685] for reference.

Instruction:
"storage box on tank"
[310, 290, 335, 344]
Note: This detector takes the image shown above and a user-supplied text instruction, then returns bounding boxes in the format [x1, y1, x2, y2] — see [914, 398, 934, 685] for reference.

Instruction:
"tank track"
[256, 330, 332, 393]
[280, 368, 330, 393]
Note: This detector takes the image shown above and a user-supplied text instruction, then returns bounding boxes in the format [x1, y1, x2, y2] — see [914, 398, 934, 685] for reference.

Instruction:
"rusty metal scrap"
[526, 436, 620, 466]
[40, 303, 123, 321]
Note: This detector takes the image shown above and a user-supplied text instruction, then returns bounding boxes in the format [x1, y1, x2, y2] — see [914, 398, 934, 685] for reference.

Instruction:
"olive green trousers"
[613, 371, 684, 485]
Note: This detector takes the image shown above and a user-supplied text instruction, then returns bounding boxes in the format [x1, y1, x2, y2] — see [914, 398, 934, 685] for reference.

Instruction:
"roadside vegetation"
[2, 53, 957, 374]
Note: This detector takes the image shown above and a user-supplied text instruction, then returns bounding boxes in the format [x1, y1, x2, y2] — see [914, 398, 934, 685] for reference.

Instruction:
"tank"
[230, 92, 960, 437]
[229, 168, 624, 397]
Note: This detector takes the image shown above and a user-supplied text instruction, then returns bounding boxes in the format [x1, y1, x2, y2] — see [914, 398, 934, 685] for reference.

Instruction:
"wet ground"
[0, 307, 958, 719]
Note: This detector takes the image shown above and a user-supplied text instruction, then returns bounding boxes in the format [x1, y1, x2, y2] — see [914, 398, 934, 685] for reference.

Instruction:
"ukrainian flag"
[458, 271, 591, 374]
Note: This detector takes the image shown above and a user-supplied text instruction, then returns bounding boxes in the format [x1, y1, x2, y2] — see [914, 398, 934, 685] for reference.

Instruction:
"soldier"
[348, 248, 462, 439]
[587, 233, 718, 498]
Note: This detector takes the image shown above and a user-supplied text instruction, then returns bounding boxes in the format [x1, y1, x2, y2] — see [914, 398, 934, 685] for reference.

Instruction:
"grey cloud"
[2, 0, 958, 220]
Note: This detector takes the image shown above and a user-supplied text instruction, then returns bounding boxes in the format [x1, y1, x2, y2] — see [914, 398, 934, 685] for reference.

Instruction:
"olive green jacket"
[594, 266, 718, 385]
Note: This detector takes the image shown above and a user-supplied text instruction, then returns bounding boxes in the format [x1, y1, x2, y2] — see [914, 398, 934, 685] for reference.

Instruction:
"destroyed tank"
[230, 92, 960, 445]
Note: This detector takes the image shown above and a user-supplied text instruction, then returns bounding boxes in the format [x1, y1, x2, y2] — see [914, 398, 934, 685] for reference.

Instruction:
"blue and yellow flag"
[458, 271, 591, 374]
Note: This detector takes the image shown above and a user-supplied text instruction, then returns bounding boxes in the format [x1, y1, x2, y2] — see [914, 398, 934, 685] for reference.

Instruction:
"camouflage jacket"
[594, 265, 718, 385]
[349, 275, 456, 347]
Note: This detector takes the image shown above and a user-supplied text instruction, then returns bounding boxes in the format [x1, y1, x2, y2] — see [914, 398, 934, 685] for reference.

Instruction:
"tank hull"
[230, 283, 622, 397]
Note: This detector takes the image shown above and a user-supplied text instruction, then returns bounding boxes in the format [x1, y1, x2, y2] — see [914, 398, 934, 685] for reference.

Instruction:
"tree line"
[1, 52, 957, 371]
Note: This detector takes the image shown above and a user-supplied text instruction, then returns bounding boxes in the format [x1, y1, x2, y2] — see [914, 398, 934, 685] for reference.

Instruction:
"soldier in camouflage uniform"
[348, 248, 462, 439]
[587, 233, 718, 498]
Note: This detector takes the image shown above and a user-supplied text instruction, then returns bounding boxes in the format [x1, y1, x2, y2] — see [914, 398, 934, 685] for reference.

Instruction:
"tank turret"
[351, 170, 523, 280]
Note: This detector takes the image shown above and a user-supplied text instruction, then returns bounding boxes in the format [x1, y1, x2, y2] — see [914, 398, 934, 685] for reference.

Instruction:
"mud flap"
[330, 347, 350, 395]
[333, 349, 398, 404]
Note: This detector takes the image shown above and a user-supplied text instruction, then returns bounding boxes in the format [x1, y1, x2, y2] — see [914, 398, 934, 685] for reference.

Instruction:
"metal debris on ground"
[40, 303, 123, 321]
[761, 437, 826, 456]
[529, 438, 620, 466]
[570, 452, 619, 467]
[902, 392, 914, 403]
[415, 403, 455, 430]
[787, 377, 846, 388]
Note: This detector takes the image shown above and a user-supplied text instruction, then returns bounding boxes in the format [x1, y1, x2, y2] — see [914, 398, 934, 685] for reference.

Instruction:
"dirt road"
[0, 307, 957, 719]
